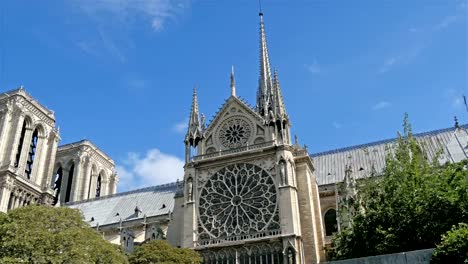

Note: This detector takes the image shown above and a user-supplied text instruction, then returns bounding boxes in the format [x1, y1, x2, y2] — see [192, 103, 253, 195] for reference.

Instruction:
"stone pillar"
[7, 112, 26, 169]
[89, 174, 97, 198]
[0, 176, 14, 212]
[42, 132, 59, 190]
[59, 168, 70, 204]
[0, 103, 13, 166]
[80, 158, 92, 200]
[17, 126, 34, 178]
[30, 134, 47, 184]
[71, 156, 84, 202]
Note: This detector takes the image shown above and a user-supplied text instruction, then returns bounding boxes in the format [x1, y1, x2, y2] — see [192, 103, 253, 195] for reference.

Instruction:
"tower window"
[14, 121, 27, 167]
[65, 164, 75, 203]
[324, 209, 338, 236]
[96, 174, 102, 198]
[52, 167, 63, 205]
[25, 128, 39, 179]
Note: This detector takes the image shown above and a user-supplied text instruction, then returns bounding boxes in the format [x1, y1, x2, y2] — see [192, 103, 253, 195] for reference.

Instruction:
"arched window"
[14, 121, 27, 167]
[52, 167, 63, 205]
[324, 208, 338, 236]
[25, 128, 39, 179]
[65, 164, 75, 203]
[96, 174, 102, 198]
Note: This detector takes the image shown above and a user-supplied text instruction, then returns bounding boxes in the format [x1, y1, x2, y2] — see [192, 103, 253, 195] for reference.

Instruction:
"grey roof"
[67, 183, 178, 227]
[311, 124, 468, 186]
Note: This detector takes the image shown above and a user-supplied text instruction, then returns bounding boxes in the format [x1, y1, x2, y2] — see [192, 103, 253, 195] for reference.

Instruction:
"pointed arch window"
[325, 208, 338, 236]
[25, 128, 39, 179]
[65, 164, 75, 203]
[96, 174, 102, 198]
[52, 167, 63, 205]
[14, 121, 27, 167]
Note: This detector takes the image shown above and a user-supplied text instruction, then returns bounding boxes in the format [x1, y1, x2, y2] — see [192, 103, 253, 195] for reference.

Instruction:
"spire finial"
[230, 65, 236, 97]
[454, 116, 460, 129]
[256, 6, 274, 117]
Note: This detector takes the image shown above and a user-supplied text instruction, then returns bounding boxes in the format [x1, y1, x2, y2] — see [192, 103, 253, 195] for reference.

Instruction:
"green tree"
[129, 240, 202, 264]
[0, 205, 128, 264]
[331, 115, 468, 260]
[431, 223, 468, 264]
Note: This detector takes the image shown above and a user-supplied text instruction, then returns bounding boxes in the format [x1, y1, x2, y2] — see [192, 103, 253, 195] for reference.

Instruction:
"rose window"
[218, 118, 251, 149]
[198, 163, 280, 239]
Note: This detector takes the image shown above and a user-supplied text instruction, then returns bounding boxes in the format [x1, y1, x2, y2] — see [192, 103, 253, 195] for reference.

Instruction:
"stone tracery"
[218, 117, 252, 149]
[198, 163, 280, 240]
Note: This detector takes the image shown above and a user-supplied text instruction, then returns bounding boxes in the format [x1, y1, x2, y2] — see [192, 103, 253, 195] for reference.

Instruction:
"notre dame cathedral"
[0, 11, 467, 264]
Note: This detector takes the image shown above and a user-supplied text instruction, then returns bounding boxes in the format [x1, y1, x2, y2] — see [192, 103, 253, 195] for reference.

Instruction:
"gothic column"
[88, 172, 97, 198]
[30, 133, 47, 185]
[7, 111, 26, 170]
[71, 156, 84, 202]
[0, 103, 14, 166]
[80, 157, 92, 200]
[42, 132, 60, 189]
[0, 176, 14, 212]
[59, 168, 70, 204]
[17, 126, 34, 177]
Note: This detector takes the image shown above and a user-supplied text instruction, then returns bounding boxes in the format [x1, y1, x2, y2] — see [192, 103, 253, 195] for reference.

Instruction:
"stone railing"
[195, 229, 282, 247]
[192, 141, 276, 162]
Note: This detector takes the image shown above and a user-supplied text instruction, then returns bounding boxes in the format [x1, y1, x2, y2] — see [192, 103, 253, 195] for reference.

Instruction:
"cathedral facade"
[172, 12, 325, 263]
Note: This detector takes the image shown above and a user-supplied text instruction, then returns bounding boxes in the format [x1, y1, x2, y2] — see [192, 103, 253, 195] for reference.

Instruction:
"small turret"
[184, 88, 203, 162]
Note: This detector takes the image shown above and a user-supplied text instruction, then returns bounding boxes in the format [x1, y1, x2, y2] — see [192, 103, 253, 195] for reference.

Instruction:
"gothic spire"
[273, 69, 288, 121]
[256, 12, 274, 118]
[231, 65, 236, 97]
[185, 87, 202, 147]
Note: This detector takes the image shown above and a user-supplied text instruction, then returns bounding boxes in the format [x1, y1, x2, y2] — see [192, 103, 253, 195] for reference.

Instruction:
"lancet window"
[52, 167, 63, 205]
[96, 174, 102, 198]
[25, 128, 39, 179]
[65, 164, 75, 203]
[14, 121, 27, 167]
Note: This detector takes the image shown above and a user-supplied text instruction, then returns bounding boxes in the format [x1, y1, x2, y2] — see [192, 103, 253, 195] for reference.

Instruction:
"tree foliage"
[129, 240, 202, 264]
[0, 205, 128, 264]
[431, 223, 468, 264]
[331, 115, 468, 260]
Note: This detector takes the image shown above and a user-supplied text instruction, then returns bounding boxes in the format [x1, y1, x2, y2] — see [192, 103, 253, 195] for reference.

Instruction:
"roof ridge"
[65, 181, 178, 206]
[310, 124, 467, 157]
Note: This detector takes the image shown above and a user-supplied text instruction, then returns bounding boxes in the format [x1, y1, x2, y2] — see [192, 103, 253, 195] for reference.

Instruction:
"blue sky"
[0, 0, 466, 192]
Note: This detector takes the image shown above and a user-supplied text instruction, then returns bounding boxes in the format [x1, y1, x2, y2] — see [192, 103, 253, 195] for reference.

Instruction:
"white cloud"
[305, 60, 321, 74]
[173, 118, 188, 134]
[116, 149, 184, 192]
[73, 0, 190, 32]
[373, 101, 391, 110]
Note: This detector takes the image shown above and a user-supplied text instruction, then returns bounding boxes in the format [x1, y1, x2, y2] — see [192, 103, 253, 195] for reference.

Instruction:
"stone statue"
[187, 177, 193, 202]
[279, 161, 286, 185]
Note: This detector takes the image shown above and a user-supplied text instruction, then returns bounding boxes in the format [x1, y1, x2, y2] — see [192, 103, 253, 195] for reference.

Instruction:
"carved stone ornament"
[198, 163, 280, 239]
[217, 117, 252, 149]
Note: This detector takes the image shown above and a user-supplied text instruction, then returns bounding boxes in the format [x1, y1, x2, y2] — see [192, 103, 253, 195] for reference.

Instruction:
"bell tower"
[0, 88, 59, 212]
[169, 11, 325, 264]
